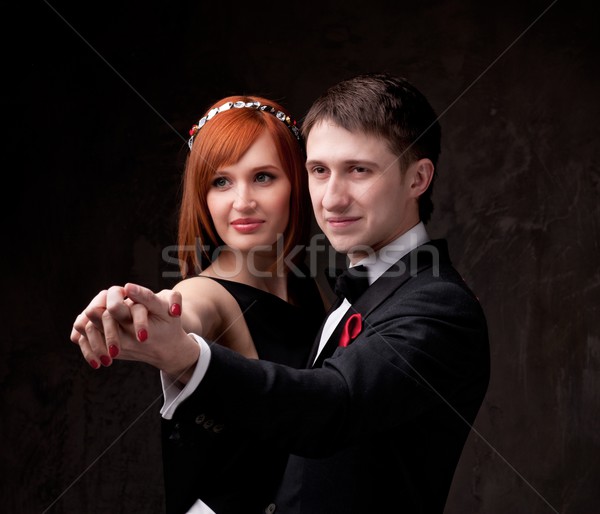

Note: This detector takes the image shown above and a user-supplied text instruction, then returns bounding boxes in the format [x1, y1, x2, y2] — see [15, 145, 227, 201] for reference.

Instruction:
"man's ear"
[408, 158, 435, 198]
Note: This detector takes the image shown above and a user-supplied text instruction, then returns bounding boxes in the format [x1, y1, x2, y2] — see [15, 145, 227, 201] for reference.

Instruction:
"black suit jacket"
[169, 240, 490, 513]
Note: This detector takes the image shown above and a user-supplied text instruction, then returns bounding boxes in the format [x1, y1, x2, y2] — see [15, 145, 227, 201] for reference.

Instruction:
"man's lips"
[325, 216, 361, 228]
[231, 218, 265, 233]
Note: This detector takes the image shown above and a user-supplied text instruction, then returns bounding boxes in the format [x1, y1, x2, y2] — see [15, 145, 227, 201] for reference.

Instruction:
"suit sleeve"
[170, 275, 489, 458]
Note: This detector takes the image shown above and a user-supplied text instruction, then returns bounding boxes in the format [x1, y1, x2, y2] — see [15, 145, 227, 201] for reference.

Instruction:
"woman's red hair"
[177, 95, 309, 278]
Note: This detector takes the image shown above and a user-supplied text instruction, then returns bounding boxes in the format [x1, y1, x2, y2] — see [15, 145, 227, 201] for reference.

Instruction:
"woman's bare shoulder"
[172, 276, 256, 357]
[173, 276, 237, 310]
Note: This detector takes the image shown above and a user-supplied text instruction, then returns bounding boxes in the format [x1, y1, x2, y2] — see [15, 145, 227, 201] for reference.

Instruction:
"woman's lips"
[231, 218, 265, 233]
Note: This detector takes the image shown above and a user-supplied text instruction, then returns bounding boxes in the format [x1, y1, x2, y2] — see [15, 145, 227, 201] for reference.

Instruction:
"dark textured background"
[3, 1, 599, 512]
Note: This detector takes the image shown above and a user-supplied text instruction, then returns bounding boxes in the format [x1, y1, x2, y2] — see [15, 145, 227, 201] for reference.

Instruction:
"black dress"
[162, 272, 325, 514]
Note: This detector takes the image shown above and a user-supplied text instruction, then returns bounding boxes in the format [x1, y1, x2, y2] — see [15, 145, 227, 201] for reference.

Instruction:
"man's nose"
[321, 174, 351, 212]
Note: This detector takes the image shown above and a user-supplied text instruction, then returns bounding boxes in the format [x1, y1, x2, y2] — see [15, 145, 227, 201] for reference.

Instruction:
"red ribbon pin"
[339, 313, 363, 347]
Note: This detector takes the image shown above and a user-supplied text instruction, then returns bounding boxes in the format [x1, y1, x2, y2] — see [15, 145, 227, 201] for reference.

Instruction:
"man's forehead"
[306, 123, 395, 165]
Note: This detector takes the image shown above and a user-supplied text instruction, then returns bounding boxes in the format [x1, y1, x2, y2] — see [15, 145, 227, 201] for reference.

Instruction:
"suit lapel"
[311, 239, 450, 368]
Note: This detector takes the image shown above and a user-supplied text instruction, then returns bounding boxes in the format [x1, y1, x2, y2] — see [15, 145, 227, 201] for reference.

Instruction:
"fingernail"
[109, 345, 119, 358]
[137, 329, 148, 342]
[128, 284, 139, 295]
[170, 303, 181, 317]
[100, 355, 111, 367]
[89, 359, 100, 369]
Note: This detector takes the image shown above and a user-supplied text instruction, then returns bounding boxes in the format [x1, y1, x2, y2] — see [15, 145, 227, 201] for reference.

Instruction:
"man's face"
[306, 121, 420, 263]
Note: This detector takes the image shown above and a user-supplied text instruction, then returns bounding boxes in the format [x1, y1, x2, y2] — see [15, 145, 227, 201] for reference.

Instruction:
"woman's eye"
[213, 176, 229, 188]
[255, 172, 273, 183]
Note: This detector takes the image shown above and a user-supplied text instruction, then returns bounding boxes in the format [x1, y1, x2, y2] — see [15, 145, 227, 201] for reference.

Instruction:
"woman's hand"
[70, 284, 200, 382]
[70, 288, 122, 369]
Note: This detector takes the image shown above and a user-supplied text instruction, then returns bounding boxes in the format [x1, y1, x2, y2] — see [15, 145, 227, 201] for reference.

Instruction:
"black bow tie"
[325, 265, 370, 303]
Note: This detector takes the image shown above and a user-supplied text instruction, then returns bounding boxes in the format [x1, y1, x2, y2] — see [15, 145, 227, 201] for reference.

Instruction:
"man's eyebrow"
[305, 159, 380, 167]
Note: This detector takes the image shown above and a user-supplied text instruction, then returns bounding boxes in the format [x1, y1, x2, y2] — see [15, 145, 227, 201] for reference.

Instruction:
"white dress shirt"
[313, 222, 429, 362]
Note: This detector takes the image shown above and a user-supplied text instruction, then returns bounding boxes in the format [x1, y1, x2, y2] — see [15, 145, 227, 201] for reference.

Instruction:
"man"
[76, 73, 490, 513]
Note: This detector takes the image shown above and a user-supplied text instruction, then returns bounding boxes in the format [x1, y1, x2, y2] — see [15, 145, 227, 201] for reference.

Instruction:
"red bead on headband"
[187, 100, 303, 150]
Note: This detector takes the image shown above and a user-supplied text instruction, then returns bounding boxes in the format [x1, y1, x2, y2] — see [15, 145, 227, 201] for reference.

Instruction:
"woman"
[71, 95, 326, 513]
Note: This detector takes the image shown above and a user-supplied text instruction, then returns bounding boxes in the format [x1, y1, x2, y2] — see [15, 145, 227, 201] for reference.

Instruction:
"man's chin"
[325, 235, 352, 254]
[328, 237, 376, 259]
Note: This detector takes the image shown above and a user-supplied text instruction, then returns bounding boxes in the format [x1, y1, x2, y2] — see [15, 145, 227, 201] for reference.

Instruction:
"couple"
[71, 73, 490, 514]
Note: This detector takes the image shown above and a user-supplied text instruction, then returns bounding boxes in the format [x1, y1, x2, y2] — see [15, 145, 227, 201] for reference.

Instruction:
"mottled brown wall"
[3, 1, 598, 513]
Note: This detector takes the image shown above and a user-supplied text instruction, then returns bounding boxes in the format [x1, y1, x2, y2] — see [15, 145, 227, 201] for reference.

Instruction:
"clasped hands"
[70, 283, 200, 381]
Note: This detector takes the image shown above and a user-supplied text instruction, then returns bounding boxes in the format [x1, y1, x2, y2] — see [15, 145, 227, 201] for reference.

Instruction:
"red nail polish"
[138, 329, 148, 342]
[100, 355, 111, 366]
[109, 345, 119, 358]
[170, 303, 181, 317]
[89, 359, 100, 369]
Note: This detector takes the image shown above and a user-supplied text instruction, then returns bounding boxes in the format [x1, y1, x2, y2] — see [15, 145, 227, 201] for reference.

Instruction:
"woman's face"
[206, 129, 292, 259]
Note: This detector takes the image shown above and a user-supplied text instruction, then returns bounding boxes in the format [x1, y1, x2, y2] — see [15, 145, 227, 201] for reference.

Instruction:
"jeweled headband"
[188, 100, 303, 150]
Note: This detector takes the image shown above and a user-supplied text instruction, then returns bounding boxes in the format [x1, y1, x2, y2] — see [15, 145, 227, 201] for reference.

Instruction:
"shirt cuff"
[185, 499, 217, 514]
[160, 333, 212, 420]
